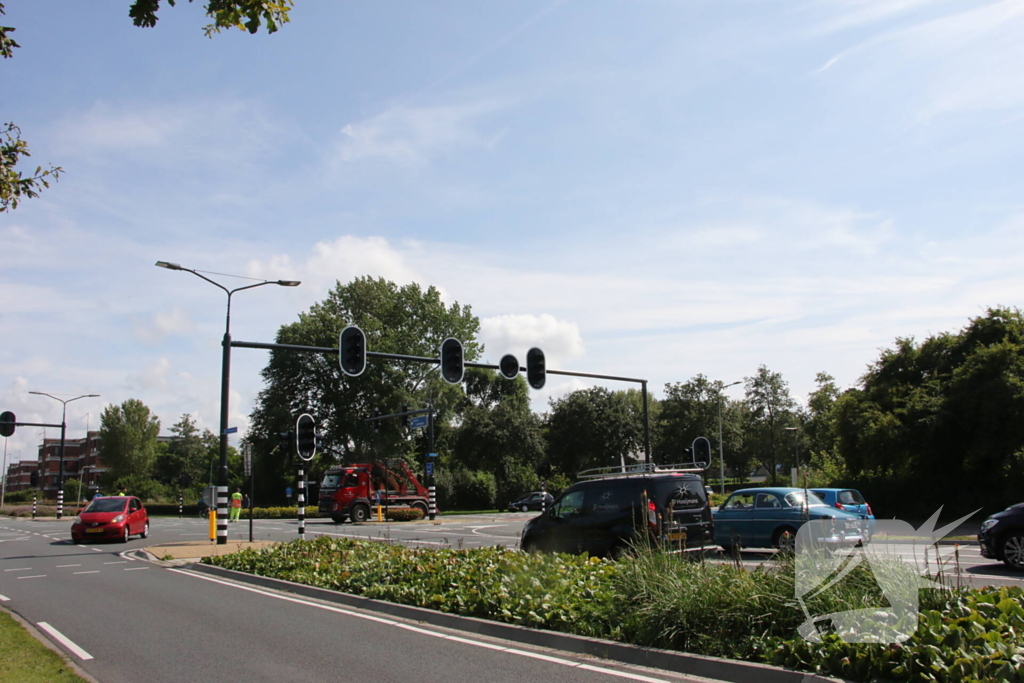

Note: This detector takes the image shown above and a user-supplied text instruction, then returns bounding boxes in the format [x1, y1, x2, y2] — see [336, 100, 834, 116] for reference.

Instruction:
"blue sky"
[3, 0, 1024, 464]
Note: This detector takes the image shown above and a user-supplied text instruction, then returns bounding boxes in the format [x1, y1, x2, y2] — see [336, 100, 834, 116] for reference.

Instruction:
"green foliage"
[744, 365, 798, 484]
[244, 506, 320, 519]
[128, 0, 293, 35]
[387, 508, 424, 522]
[108, 475, 171, 502]
[99, 399, 161, 482]
[154, 414, 215, 490]
[206, 539, 1024, 682]
[1, 489, 36, 504]
[434, 467, 497, 510]
[0, 607, 91, 683]
[247, 277, 481, 504]
[0, 122, 62, 212]
[546, 387, 648, 475]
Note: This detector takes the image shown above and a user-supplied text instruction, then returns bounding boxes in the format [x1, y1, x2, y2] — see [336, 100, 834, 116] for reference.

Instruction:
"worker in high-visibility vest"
[230, 488, 243, 522]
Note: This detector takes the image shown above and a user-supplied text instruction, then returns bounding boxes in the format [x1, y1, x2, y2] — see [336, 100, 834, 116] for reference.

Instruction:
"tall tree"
[744, 365, 797, 484]
[545, 387, 647, 476]
[656, 374, 727, 464]
[0, 0, 292, 211]
[154, 414, 212, 490]
[247, 277, 481, 503]
[99, 399, 161, 482]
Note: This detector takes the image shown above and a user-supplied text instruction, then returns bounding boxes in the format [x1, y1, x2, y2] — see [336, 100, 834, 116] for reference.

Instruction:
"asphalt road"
[0, 515, 711, 683]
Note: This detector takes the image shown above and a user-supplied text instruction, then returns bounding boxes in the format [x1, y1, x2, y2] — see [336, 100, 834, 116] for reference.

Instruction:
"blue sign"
[426, 452, 438, 458]
[224, 426, 238, 435]
[285, 487, 293, 497]
[425, 462, 434, 476]
[409, 415, 428, 429]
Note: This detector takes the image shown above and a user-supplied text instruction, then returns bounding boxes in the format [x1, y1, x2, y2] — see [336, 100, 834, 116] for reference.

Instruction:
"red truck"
[318, 459, 429, 523]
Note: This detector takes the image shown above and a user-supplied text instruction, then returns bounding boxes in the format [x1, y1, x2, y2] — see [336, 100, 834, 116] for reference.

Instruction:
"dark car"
[508, 491, 554, 512]
[71, 496, 149, 543]
[979, 503, 1024, 570]
[713, 488, 865, 553]
[519, 464, 713, 558]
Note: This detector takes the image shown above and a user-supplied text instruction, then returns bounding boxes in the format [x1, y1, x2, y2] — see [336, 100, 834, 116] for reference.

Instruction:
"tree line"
[88, 277, 1023, 520]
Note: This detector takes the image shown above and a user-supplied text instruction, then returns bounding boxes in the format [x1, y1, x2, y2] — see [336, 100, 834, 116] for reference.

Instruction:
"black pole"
[248, 463, 254, 543]
[217, 325, 231, 545]
[428, 409, 436, 521]
[642, 380, 650, 465]
[57, 409, 66, 519]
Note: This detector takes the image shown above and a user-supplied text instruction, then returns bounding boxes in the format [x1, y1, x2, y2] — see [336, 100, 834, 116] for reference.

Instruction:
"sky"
[3, 0, 1024, 465]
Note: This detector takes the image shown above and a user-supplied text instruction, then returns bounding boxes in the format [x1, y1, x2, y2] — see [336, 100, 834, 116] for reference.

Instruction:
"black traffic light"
[296, 413, 317, 461]
[440, 338, 464, 385]
[526, 347, 545, 390]
[0, 411, 14, 437]
[498, 354, 519, 380]
[691, 437, 711, 466]
[30, 470, 38, 487]
[339, 325, 367, 377]
[279, 430, 295, 458]
[178, 473, 191, 487]
[401, 404, 409, 427]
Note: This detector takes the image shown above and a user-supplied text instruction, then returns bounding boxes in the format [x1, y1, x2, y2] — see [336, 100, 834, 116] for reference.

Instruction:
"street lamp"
[784, 426, 805, 520]
[28, 392, 99, 519]
[717, 380, 741, 495]
[156, 260, 299, 545]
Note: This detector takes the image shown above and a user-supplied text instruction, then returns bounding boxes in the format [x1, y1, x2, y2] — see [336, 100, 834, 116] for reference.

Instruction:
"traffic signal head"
[339, 325, 367, 377]
[30, 470, 38, 487]
[0, 411, 14, 437]
[498, 354, 519, 380]
[440, 338, 464, 385]
[295, 413, 317, 461]
[691, 437, 711, 467]
[526, 347, 546, 390]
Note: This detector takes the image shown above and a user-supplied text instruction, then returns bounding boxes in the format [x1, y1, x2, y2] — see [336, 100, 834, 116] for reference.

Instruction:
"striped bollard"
[32, 493, 37, 519]
[178, 491, 183, 518]
[428, 485, 436, 521]
[57, 488, 63, 520]
[216, 485, 228, 543]
[297, 466, 305, 539]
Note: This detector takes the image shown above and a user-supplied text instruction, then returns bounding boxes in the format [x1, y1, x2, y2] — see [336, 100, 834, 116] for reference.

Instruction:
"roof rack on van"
[576, 461, 708, 480]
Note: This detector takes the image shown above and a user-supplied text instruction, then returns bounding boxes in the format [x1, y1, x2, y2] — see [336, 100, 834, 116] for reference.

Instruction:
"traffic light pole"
[231, 340, 653, 463]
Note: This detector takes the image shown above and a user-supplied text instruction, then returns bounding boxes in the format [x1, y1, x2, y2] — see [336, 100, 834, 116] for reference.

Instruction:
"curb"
[187, 563, 842, 683]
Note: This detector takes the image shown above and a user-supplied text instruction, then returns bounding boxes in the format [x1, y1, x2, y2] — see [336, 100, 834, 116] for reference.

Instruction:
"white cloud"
[479, 313, 586, 368]
[133, 307, 195, 346]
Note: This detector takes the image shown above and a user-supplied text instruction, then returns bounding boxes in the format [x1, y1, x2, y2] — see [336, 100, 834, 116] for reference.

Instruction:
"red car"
[71, 496, 149, 543]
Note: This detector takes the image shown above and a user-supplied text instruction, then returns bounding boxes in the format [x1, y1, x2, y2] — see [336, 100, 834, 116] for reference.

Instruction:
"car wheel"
[773, 527, 797, 553]
[140, 522, 149, 539]
[719, 544, 736, 556]
[520, 505, 529, 512]
[121, 526, 131, 543]
[351, 504, 370, 524]
[521, 538, 541, 554]
[609, 543, 631, 561]
[1001, 532, 1024, 570]
[411, 502, 428, 516]
[331, 515, 345, 524]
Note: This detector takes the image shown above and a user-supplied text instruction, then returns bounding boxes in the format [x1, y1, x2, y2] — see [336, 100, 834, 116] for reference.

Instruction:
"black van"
[519, 464, 713, 558]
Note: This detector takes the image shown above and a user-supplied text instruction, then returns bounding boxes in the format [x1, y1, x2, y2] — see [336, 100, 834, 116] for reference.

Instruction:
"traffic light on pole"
[0, 411, 14, 437]
[526, 347, 546, 390]
[440, 338, 464, 385]
[691, 437, 711, 467]
[296, 414, 317, 461]
[30, 470, 38, 487]
[339, 325, 367, 377]
[498, 354, 519, 380]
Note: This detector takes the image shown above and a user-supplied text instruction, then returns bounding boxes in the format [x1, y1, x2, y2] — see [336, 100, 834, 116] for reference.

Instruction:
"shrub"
[387, 508, 424, 522]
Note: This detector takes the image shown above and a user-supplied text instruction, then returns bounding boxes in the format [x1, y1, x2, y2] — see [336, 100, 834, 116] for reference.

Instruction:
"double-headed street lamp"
[717, 380, 742, 495]
[28, 392, 100, 519]
[156, 261, 299, 545]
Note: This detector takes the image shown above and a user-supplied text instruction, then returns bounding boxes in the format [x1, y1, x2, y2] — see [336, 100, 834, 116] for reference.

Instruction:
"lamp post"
[76, 465, 90, 505]
[156, 261, 299, 545]
[28, 392, 99, 519]
[717, 380, 741, 495]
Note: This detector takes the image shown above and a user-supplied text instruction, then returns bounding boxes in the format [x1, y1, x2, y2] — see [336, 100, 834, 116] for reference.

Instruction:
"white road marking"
[124, 567, 148, 571]
[37, 622, 94, 661]
[0, 593, 10, 601]
[56, 564, 82, 568]
[17, 575, 46, 579]
[172, 569, 674, 683]
[104, 561, 128, 565]
[0, 537, 30, 543]
[73, 571, 100, 575]
[4, 567, 32, 572]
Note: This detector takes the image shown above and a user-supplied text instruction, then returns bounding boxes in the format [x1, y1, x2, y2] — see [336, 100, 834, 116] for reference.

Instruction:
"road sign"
[285, 487, 293, 497]
[224, 426, 238, 435]
[426, 452, 438, 458]
[426, 462, 434, 476]
[243, 443, 252, 477]
[409, 415, 428, 429]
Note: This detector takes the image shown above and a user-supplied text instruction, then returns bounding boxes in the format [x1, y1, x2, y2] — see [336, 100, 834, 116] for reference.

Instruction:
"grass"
[0, 609, 90, 683]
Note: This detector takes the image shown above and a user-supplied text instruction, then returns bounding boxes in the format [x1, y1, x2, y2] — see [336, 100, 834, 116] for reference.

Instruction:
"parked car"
[71, 496, 149, 543]
[520, 464, 713, 558]
[508, 491, 554, 512]
[810, 488, 876, 538]
[978, 503, 1024, 570]
[713, 487, 865, 553]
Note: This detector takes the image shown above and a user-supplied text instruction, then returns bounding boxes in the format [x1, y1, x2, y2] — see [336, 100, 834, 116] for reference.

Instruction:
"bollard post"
[297, 465, 305, 540]
[32, 493, 37, 520]
[178, 491, 183, 519]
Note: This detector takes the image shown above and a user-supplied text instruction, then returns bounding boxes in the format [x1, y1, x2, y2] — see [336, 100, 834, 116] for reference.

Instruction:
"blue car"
[810, 488, 875, 536]
[713, 487, 866, 553]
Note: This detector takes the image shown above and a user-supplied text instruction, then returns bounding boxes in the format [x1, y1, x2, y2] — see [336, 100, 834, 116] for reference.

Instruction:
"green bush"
[204, 539, 1024, 683]
[2, 489, 39, 504]
[387, 508, 424, 522]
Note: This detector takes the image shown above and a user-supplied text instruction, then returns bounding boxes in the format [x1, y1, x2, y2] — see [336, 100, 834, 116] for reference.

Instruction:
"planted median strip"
[204, 537, 1024, 683]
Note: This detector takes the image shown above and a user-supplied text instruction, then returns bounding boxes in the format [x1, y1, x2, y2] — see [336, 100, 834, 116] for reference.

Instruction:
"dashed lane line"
[73, 571, 100, 575]
[17, 575, 46, 579]
[0, 593, 9, 601]
[37, 622, 94, 661]
[56, 564, 82, 568]
[4, 567, 32, 572]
